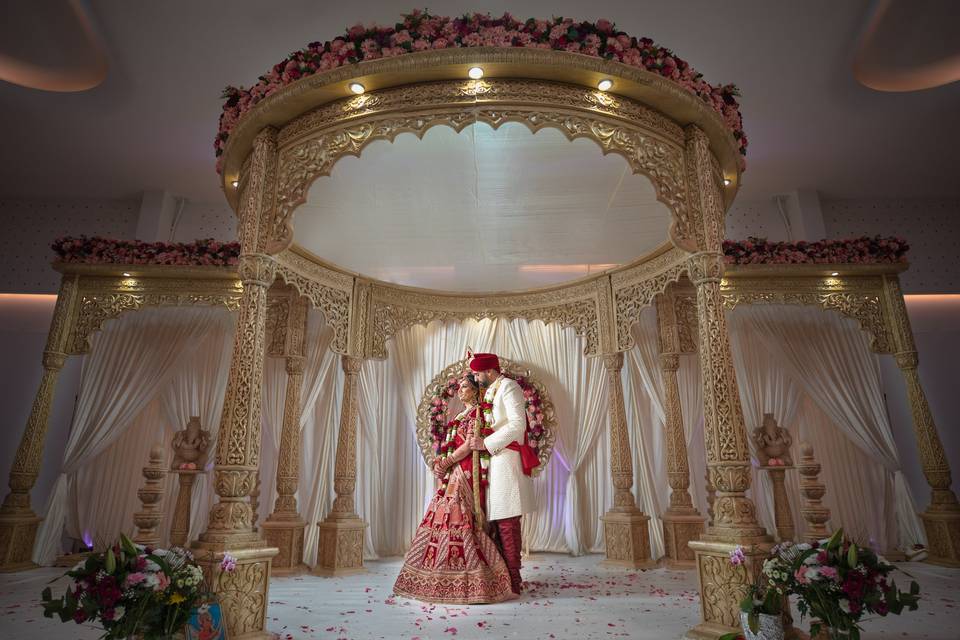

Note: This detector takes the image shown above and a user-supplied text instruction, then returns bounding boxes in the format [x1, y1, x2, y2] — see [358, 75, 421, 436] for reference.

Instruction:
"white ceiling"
[296, 123, 669, 291]
[1, 0, 958, 204]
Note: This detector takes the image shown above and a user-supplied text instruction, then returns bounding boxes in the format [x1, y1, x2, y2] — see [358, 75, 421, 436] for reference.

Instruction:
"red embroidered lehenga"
[393, 407, 514, 604]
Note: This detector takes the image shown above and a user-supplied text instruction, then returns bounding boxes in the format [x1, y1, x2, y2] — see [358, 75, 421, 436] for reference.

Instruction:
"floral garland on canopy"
[215, 9, 748, 173]
[430, 373, 547, 492]
[52, 237, 240, 267]
[723, 236, 909, 266]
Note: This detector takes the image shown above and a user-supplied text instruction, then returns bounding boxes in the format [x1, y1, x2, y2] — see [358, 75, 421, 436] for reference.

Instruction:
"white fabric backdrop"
[45, 303, 928, 565]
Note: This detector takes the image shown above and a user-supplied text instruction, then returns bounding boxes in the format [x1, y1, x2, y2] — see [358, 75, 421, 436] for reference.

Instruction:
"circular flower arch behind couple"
[415, 356, 558, 475]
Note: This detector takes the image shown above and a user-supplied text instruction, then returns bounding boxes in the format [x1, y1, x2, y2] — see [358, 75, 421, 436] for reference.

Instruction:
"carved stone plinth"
[169, 470, 201, 548]
[314, 518, 367, 576]
[133, 444, 167, 547]
[261, 518, 307, 575]
[192, 542, 279, 640]
[920, 510, 960, 567]
[797, 444, 831, 543]
[685, 540, 772, 640]
[662, 512, 707, 569]
[0, 512, 41, 572]
[600, 510, 656, 569]
[761, 466, 796, 542]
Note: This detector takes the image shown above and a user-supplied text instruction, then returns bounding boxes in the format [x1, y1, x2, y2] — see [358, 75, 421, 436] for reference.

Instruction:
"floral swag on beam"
[214, 8, 749, 172]
[50, 236, 909, 268]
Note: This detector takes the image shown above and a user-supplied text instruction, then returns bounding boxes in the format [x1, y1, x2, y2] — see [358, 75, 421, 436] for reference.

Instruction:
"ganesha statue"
[171, 416, 211, 471]
[752, 413, 793, 466]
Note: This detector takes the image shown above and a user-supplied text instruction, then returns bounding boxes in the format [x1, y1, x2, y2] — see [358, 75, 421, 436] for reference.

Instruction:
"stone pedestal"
[920, 511, 960, 567]
[0, 513, 41, 572]
[261, 518, 307, 576]
[662, 512, 706, 569]
[761, 465, 796, 542]
[169, 470, 201, 547]
[192, 543, 279, 640]
[133, 444, 167, 547]
[600, 510, 656, 569]
[314, 518, 368, 576]
[685, 539, 772, 640]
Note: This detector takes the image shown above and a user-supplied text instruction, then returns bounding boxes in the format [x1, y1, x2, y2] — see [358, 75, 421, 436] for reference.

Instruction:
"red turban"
[469, 352, 500, 372]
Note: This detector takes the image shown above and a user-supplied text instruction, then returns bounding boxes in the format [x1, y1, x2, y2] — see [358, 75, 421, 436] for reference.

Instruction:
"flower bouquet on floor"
[785, 529, 920, 639]
[41, 533, 209, 639]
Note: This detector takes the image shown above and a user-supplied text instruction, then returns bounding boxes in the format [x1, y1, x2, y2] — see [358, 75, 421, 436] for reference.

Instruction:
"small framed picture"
[184, 601, 228, 640]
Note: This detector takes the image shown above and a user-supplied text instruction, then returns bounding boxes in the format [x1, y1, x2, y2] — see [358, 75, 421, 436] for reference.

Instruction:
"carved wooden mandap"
[1, 42, 957, 640]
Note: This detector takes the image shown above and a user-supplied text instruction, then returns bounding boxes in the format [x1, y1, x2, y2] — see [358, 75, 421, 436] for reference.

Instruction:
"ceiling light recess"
[468, 66, 484, 79]
[597, 78, 613, 91]
[349, 82, 365, 94]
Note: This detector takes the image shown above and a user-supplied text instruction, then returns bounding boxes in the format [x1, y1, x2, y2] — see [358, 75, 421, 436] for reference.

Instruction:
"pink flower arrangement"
[52, 237, 240, 267]
[215, 9, 747, 173]
[723, 236, 909, 266]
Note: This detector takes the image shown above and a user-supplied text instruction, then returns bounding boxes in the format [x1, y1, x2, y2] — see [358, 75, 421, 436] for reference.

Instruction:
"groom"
[468, 352, 533, 595]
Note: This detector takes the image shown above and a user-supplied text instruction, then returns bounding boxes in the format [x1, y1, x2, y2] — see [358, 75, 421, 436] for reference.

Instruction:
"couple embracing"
[393, 352, 537, 604]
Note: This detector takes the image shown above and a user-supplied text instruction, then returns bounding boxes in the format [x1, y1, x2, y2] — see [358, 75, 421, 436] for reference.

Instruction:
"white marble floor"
[1, 555, 957, 639]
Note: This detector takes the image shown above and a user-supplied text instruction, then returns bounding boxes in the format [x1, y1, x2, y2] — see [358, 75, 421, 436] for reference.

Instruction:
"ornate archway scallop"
[415, 356, 557, 475]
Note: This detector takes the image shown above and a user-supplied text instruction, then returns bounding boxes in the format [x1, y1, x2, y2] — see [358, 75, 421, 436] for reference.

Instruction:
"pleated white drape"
[34, 306, 228, 564]
[731, 305, 925, 550]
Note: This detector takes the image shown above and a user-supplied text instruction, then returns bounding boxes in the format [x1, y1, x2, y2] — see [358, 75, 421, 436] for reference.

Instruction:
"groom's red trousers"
[492, 515, 523, 594]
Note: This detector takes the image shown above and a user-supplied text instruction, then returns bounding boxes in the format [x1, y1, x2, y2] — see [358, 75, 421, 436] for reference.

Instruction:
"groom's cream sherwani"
[482, 376, 534, 521]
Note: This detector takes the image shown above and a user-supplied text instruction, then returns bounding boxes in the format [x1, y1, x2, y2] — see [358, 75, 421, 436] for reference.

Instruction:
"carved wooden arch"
[268, 78, 694, 255]
[361, 266, 621, 359]
[61, 268, 243, 356]
[414, 356, 557, 474]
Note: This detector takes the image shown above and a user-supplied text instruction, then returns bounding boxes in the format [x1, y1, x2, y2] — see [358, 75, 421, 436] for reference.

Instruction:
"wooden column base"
[920, 509, 960, 567]
[661, 511, 706, 569]
[261, 518, 307, 576]
[600, 509, 656, 569]
[191, 540, 278, 639]
[684, 539, 773, 640]
[314, 518, 367, 576]
[0, 512, 41, 573]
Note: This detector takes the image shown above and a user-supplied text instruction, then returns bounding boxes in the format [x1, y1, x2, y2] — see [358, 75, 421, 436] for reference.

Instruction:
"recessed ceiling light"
[597, 79, 613, 91]
[723, 178, 732, 186]
[122, 272, 131, 277]
[468, 66, 484, 79]
[831, 272, 839, 276]
[349, 82, 365, 94]
[231, 180, 239, 188]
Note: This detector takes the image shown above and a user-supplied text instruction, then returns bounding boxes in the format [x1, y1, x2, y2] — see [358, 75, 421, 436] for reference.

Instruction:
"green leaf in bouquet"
[740, 592, 754, 612]
[718, 634, 743, 640]
[105, 547, 116, 573]
[748, 610, 760, 633]
[120, 531, 139, 556]
[826, 528, 843, 550]
[847, 543, 858, 568]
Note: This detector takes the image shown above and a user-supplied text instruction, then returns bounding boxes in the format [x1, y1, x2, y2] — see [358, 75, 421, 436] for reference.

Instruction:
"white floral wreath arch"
[415, 356, 557, 476]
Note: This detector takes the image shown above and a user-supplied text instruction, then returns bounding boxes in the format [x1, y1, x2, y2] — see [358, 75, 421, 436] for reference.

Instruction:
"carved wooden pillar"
[169, 470, 201, 548]
[883, 277, 960, 566]
[600, 352, 655, 569]
[192, 127, 279, 640]
[684, 126, 770, 640]
[762, 466, 796, 542]
[657, 291, 706, 569]
[315, 354, 368, 575]
[0, 274, 78, 572]
[262, 293, 309, 575]
[133, 444, 167, 547]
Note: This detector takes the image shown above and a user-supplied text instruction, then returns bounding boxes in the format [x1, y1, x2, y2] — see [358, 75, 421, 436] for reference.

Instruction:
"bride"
[393, 372, 515, 604]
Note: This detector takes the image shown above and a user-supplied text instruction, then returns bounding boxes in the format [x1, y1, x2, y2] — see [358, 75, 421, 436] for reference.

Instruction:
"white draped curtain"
[52, 301, 928, 565]
[34, 306, 231, 564]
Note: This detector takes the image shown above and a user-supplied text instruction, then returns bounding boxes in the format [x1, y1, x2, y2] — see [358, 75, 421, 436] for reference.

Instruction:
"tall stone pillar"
[262, 291, 310, 575]
[192, 127, 279, 640]
[600, 353, 655, 569]
[883, 277, 960, 566]
[315, 354, 367, 575]
[0, 275, 78, 572]
[684, 126, 770, 640]
[657, 292, 706, 568]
